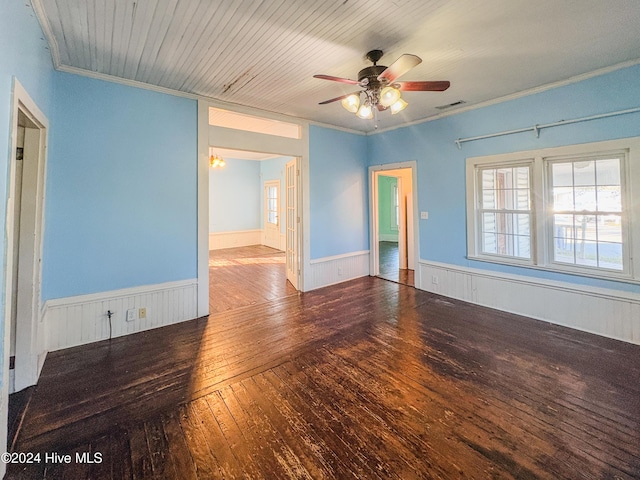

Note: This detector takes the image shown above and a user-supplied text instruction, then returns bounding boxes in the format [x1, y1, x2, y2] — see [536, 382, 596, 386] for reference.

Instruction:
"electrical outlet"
[126, 308, 137, 322]
[421, 211, 429, 220]
[431, 275, 439, 285]
[338, 267, 343, 276]
[139, 307, 146, 319]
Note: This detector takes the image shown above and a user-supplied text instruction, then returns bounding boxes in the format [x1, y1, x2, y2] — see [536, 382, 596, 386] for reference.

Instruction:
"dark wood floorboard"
[6, 246, 640, 479]
[379, 240, 415, 287]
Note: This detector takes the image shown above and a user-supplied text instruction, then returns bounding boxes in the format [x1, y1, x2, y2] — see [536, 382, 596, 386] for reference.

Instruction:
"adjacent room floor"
[378, 240, 415, 287]
[6, 246, 640, 479]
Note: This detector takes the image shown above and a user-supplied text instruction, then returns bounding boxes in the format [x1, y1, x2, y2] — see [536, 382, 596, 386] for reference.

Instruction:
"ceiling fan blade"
[314, 74, 360, 85]
[318, 92, 360, 105]
[377, 54, 422, 82]
[396, 81, 450, 92]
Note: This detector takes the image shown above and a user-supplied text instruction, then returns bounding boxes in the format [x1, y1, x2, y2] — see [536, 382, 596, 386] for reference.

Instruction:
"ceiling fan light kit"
[315, 49, 450, 122]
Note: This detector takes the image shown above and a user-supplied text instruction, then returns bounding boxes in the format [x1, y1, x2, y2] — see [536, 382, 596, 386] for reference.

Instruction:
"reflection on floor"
[378, 241, 415, 287]
[8, 275, 640, 478]
[209, 245, 297, 314]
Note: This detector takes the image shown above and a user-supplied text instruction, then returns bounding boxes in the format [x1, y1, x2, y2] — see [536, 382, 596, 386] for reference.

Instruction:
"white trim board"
[209, 230, 262, 250]
[418, 260, 640, 345]
[43, 279, 198, 352]
[306, 251, 370, 291]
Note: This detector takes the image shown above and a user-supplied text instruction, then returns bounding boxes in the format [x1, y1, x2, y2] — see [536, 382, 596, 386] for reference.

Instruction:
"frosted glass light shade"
[390, 98, 408, 114]
[379, 86, 401, 107]
[341, 94, 360, 113]
[356, 102, 373, 119]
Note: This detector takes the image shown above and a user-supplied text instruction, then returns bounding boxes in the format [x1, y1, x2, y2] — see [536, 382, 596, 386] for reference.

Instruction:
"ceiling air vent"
[435, 100, 466, 110]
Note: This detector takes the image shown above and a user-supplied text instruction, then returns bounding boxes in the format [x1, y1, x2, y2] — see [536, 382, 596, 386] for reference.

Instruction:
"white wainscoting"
[43, 279, 198, 352]
[306, 250, 370, 291]
[209, 230, 262, 250]
[418, 260, 640, 345]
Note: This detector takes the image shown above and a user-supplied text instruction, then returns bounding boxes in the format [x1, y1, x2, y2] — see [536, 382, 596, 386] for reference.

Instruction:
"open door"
[285, 159, 299, 289]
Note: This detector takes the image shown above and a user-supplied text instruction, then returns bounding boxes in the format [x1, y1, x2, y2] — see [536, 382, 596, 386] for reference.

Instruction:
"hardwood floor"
[6, 248, 640, 478]
[378, 241, 415, 287]
[208, 245, 297, 314]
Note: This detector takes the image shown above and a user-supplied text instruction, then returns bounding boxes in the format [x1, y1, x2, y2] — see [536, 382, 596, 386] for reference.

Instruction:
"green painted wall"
[378, 176, 398, 241]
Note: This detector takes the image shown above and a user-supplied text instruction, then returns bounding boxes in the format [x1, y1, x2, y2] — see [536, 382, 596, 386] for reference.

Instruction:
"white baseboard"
[418, 260, 640, 345]
[209, 230, 262, 250]
[307, 250, 370, 291]
[378, 234, 399, 242]
[43, 279, 198, 351]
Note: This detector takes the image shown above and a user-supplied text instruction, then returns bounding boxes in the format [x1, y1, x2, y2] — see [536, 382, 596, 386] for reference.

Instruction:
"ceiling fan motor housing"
[358, 65, 387, 89]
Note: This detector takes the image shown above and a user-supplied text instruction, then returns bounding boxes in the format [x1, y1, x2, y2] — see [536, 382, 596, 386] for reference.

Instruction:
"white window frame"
[475, 161, 535, 265]
[466, 137, 640, 283]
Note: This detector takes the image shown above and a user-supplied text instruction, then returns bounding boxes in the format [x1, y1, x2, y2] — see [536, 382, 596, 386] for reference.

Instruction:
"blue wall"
[368, 64, 640, 292]
[42, 72, 197, 300]
[0, 1, 55, 375]
[309, 126, 368, 259]
[209, 158, 261, 232]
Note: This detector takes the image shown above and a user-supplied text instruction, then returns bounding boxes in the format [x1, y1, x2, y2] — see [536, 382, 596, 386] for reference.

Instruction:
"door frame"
[285, 158, 300, 289]
[197, 100, 308, 315]
[1, 78, 49, 459]
[369, 161, 420, 288]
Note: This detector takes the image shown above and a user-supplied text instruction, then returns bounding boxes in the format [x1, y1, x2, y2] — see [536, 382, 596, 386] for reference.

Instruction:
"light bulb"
[341, 94, 360, 113]
[390, 98, 408, 114]
[379, 86, 401, 107]
[356, 102, 373, 119]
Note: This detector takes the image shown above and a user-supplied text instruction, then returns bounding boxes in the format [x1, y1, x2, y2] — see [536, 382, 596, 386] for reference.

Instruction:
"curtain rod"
[455, 106, 640, 149]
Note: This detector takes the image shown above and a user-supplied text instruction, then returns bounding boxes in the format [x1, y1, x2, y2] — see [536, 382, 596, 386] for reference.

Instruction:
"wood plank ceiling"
[33, 0, 640, 132]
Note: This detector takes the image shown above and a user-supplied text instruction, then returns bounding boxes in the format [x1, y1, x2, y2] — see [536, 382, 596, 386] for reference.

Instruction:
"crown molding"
[369, 58, 640, 136]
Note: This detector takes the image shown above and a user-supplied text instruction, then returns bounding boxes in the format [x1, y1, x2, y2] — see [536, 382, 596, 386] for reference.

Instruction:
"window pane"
[573, 160, 595, 186]
[596, 159, 620, 185]
[597, 186, 621, 212]
[482, 169, 496, 189]
[553, 187, 574, 211]
[598, 242, 623, 270]
[482, 213, 496, 233]
[514, 167, 530, 188]
[515, 214, 530, 236]
[598, 215, 622, 243]
[482, 188, 496, 209]
[574, 187, 597, 211]
[483, 232, 497, 254]
[552, 163, 573, 187]
[514, 188, 530, 210]
[515, 235, 530, 258]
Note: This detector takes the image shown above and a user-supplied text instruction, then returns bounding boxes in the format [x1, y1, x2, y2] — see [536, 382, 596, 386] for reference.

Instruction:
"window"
[267, 186, 278, 225]
[478, 165, 532, 260]
[549, 156, 623, 271]
[466, 138, 640, 281]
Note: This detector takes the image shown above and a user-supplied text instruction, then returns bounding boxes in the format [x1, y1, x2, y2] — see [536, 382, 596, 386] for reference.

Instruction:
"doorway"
[370, 163, 418, 287]
[207, 148, 299, 313]
[4, 82, 48, 395]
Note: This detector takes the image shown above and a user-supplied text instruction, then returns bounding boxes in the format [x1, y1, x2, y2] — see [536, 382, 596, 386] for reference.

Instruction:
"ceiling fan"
[314, 50, 450, 120]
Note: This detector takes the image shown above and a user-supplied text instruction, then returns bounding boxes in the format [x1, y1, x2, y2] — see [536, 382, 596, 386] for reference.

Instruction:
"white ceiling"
[33, 0, 640, 133]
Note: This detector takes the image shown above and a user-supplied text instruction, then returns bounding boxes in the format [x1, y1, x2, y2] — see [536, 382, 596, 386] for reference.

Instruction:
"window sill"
[466, 255, 638, 285]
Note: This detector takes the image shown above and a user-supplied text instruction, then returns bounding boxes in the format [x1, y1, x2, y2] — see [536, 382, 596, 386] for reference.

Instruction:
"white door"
[285, 159, 299, 289]
[263, 181, 281, 250]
